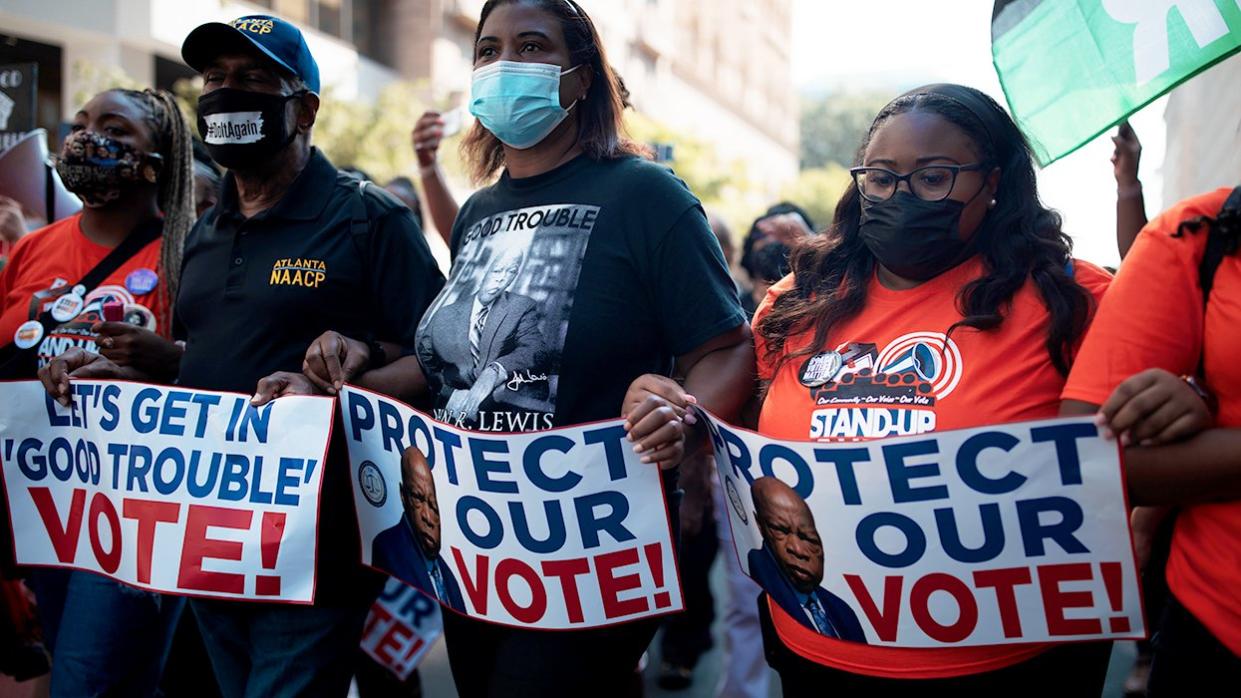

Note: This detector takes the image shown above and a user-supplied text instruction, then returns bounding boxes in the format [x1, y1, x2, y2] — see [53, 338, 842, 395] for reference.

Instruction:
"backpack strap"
[348, 179, 381, 349]
[1198, 185, 1241, 305]
[349, 179, 372, 260]
[0, 219, 163, 378]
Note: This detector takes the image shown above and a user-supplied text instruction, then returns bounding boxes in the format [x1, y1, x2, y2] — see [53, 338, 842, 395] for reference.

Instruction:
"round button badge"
[13, 321, 44, 350]
[799, 351, 844, 387]
[125, 268, 159, 296]
[50, 293, 85, 323]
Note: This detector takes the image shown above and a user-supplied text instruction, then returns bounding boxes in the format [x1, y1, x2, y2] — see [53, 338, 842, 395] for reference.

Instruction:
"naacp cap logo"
[181, 14, 321, 93]
[725, 476, 748, 525]
[358, 461, 386, 507]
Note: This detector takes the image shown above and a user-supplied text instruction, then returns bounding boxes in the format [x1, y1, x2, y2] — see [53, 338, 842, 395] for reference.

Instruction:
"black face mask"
[196, 88, 304, 170]
[859, 191, 980, 281]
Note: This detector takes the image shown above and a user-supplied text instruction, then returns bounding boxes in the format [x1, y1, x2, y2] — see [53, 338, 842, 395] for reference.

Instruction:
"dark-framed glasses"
[850, 163, 989, 203]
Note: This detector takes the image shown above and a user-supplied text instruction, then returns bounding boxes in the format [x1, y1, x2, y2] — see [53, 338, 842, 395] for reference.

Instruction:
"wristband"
[365, 338, 387, 371]
[1181, 375, 1217, 415]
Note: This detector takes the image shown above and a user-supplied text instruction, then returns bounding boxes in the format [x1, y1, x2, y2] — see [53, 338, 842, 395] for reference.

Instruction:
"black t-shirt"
[178, 149, 444, 394]
[414, 154, 744, 432]
[176, 149, 444, 603]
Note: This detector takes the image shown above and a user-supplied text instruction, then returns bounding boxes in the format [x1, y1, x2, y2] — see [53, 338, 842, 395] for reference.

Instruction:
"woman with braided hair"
[0, 87, 194, 696]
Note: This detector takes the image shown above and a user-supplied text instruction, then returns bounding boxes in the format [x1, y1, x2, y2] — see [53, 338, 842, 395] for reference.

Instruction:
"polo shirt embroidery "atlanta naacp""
[177, 148, 444, 395]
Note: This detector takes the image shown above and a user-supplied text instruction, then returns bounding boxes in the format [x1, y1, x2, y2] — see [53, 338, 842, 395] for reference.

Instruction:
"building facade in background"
[0, 0, 798, 200]
[375, 0, 800, 197]
[1162, 52, 1241, 204]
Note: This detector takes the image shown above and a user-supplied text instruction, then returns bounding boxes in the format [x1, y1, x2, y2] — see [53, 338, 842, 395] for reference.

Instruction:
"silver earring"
[987, 198, 997, 209]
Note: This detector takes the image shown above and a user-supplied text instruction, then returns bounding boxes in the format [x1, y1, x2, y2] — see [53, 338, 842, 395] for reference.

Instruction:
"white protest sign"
[360, 576, 443, 681]
[705, 412, 1144, 647]
[0, 380, 333, 603]
[340, 385, 683, 629]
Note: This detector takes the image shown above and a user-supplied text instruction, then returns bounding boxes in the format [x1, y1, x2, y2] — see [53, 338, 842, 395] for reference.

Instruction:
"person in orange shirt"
[0, 89, 192, 382]
[1062, 187, 1241, 694]
[750, 84, 1113, 694]
[0, 87, 194, 697]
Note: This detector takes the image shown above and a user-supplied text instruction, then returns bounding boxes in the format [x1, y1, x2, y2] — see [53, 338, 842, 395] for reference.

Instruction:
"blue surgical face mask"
[469, 61, 581, 150]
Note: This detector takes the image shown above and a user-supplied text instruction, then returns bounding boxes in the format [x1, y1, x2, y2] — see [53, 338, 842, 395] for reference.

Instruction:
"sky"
[791, 0, 1168, 267]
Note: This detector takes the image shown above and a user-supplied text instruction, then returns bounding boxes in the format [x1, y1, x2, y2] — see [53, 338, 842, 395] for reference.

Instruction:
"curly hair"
[756, 85, 1094, 379]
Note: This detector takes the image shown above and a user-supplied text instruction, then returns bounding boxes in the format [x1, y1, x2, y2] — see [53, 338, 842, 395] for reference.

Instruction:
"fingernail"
[640, 456, 652, 464]
[250, 393, 262, 403]
[1120, 433, 1131, 447]
[1093, 413, 1108, 425]
[1139, 439, 1153, 447]
[685, 414, 698, 425]
[1100, 427, 1115, 440]
[686, 395, 698, 404]
[633, 443, 645, 454]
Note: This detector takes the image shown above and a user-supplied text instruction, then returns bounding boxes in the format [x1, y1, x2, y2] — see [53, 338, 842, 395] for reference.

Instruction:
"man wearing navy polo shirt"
[173, 16, 444, 696]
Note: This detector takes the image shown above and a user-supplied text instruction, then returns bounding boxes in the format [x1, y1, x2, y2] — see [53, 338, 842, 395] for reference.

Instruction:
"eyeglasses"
[850, 163, 989, 203]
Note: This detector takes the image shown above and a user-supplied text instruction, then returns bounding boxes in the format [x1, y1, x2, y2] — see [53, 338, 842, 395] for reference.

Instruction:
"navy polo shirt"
[176, 148, 443, 603]
[177, 148, 443, 393]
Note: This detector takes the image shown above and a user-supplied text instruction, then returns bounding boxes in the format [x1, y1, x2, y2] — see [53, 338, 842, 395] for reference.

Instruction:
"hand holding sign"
[622, 374, 697, 469]
[302, 330, 370, 395]
[250, 371, 320, 407]
[38, 348, 126, 406]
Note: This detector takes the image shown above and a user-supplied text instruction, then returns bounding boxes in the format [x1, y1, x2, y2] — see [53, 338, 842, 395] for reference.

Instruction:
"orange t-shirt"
[0, 213, 168, 372]
[1063, 187, 1241, 656]
[753, 256, 1111, 679]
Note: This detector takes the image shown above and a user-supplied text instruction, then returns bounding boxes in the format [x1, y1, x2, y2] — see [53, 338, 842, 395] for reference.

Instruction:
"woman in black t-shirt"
[286, 1, 753, 694]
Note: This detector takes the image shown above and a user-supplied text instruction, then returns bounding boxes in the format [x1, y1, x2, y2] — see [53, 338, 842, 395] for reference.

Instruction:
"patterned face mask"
[56, 130, 162, 207]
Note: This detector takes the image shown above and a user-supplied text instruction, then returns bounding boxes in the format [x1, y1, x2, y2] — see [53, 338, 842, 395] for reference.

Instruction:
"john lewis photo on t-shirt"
[416, 203, 599, 431]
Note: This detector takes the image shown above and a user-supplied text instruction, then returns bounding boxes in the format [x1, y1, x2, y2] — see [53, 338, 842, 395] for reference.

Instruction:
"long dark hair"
[757, 85, 1094, 378]
[461, 0, 646, 182]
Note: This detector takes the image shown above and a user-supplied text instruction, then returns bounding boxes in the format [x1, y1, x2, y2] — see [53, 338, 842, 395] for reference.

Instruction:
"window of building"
[314, 0, 344, 38]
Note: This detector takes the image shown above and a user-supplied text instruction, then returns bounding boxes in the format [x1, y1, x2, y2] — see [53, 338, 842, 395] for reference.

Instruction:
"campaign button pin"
[50, 293, 85, 323]
[799, 351, 843, 387]
[125, 268, 159, 295]
[122, 303, 157, 332]
[72, 285, 86, 297]
[14, 321, 44, 349]
[51, 278, 69, 290]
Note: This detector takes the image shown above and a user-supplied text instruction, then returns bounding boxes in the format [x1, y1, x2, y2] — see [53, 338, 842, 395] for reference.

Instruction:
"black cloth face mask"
[197, 88, 304, 170]
[859, 190, 982, 281]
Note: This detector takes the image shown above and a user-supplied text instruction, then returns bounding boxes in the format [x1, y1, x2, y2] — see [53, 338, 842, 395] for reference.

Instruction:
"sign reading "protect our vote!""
[0, 380, 333, 603]
[706, 411, 1145, 647]
[341, 385, 683, 629]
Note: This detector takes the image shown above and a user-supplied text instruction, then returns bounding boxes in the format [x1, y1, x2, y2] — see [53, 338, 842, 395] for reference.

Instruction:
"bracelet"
[419, 164, 439, 178]
[1181, 375, 1218, 415]
[365, 338, 387, 371]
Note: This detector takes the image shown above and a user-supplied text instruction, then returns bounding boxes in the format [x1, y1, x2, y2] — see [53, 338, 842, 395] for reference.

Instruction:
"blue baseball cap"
[181, 15, 321, 93]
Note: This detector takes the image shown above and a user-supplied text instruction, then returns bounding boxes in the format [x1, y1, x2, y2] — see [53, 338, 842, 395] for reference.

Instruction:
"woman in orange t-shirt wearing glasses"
[749, 84, 1115, 693]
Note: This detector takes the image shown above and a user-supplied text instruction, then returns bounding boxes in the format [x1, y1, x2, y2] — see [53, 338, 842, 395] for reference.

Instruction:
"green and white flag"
[993, 0, 1241, 165]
